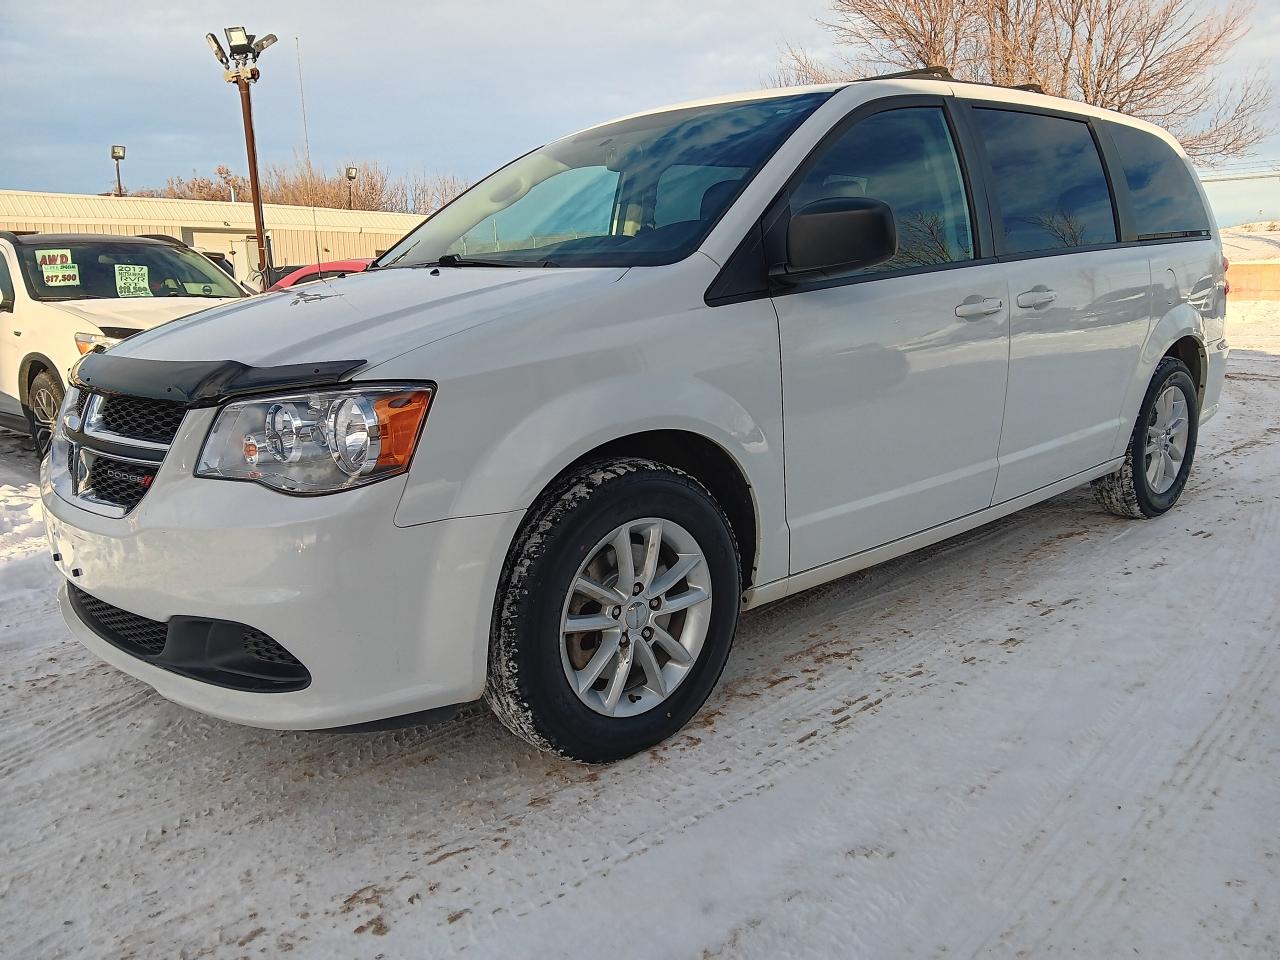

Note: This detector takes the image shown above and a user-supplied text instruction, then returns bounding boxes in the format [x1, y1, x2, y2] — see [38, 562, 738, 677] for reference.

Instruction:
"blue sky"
[1, 0, 1275, 225]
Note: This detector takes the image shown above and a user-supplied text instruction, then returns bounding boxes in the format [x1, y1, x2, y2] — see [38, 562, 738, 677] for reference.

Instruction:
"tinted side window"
[974, 109, 1117, 255]
[791, 107, 974, 275]
[1106, 122, 1210, 239]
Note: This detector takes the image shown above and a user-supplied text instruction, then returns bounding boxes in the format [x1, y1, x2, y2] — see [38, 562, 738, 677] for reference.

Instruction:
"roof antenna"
[294, 35, 324, 287]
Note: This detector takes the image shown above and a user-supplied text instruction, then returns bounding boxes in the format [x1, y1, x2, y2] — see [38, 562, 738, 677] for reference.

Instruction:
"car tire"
[1093, 357, 1199, 519]
[485, 457, 741, 763]
[24, 369, 64, 457]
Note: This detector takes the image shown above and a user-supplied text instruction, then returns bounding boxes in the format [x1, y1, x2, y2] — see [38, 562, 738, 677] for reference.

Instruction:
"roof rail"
[138, 233, 187, 246]
[862, 65, 954, 82]
[864, 65, 1049, 97]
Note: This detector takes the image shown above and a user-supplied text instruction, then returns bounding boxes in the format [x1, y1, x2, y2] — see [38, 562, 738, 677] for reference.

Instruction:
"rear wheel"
[1093, 357, 1198, 519]
[485, 458, 741, 763]
[24, 369, 63, 456]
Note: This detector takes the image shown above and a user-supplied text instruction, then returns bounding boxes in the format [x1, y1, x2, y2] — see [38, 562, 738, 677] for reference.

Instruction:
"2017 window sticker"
[37, 249, 80, 286]
[114, 263, 152, 297]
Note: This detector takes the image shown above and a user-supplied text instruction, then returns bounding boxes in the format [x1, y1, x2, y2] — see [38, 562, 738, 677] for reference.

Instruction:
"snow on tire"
[484, 457, 741, 763]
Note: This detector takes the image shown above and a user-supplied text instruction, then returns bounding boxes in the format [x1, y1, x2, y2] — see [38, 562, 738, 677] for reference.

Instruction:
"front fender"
[394, 371, 788, 589]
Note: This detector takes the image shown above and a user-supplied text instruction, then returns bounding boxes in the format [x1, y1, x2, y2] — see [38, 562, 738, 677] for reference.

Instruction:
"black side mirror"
[776, 197, 897, 281]
[0, 292, 13, 313]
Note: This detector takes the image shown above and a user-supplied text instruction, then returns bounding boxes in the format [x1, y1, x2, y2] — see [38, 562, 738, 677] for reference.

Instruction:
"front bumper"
[41, 439, 523, 729]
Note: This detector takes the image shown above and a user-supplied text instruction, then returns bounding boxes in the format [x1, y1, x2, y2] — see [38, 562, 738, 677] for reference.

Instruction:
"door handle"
[1015, 288, 1058, 309]
[955, 297, 1004, 319]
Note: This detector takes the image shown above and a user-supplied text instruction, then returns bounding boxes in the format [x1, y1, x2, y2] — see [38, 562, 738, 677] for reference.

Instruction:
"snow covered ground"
[2, 304, 1278, 959]
[1221, 222, 1280, 263]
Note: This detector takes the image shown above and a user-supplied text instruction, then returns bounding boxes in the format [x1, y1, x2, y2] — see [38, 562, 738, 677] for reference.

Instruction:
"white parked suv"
[0, 232, 244, 445]
[41, 73, 1227, 762]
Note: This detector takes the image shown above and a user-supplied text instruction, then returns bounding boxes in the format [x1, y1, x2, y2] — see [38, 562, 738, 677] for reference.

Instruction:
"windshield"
[378, 91, 832, 269]
[17, 241, 245, 302]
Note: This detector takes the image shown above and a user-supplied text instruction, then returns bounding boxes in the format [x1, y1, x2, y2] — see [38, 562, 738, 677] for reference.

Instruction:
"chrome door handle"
[1016, 288, 1057, 309]
[955, 297, 1004, 319]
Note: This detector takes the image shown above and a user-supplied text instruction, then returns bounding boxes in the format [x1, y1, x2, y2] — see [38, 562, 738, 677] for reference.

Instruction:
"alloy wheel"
[560, 517, 713, 718]
[1145, 382, 1189, 495]
[30, 385, 60, 426]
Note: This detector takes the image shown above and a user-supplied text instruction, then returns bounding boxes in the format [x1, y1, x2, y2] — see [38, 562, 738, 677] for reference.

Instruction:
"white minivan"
[41, 73, 1227, 762]
[0, 232, 245, 445]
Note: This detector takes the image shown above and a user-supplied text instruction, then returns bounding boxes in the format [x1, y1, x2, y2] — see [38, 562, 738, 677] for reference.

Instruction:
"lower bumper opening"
[68, 583, 311, 693]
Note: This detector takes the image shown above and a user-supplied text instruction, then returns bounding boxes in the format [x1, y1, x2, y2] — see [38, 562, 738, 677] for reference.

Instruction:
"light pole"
[110, 144, 126, 196]
[345, 165, 357, 210]
[205, 27, 277, 278]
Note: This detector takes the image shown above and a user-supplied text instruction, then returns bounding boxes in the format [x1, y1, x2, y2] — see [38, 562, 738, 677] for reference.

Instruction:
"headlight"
[195, 384, 433, 494]
[75, 332, 121, 355]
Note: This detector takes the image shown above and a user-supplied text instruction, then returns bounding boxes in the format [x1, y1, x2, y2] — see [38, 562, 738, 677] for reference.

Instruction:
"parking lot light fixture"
[110, 145, 126, 196]
[205, 32, 230, 68]
[207, 25, 276, 279]
[346, 166, 357, 209]
[224, 26, 253, 57]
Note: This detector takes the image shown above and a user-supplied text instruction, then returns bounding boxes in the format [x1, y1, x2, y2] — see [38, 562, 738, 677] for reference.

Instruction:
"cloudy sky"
[1, 0, 1276, 224]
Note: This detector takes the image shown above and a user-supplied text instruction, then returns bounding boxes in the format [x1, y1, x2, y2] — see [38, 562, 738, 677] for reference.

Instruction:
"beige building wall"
[0, 189, 424, 283]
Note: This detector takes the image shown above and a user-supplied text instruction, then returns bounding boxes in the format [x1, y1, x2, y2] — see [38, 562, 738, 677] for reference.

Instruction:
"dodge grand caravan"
[42, 73, 1227, 762]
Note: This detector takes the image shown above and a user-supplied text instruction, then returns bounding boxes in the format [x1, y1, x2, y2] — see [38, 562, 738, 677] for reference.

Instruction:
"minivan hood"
[110, 267, 629, 369]
[47, 296, 240, 333]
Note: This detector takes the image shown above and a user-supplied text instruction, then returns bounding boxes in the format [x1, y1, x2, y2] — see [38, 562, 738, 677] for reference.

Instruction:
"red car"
[267, 259, 372, 292]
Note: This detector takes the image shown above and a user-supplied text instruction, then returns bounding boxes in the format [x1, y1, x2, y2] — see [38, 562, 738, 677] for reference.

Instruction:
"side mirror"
[777, 197, 897, 280]
[0, 292, 13, 313]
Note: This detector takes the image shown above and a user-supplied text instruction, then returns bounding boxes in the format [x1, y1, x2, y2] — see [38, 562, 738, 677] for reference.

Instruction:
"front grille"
[69, 584, 168, 655]
[85, 457, 156, 511]
[242, 627, 303, 666]
[67, 584, 310, 692]
[97, 394, 187, 445]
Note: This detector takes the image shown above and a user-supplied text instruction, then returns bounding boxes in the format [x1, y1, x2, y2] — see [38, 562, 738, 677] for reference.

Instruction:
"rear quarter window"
[1105, 122, 1211, 240]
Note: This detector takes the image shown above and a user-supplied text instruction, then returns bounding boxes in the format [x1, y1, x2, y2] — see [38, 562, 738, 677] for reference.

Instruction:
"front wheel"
[25, 369, 64, 457]
[1093, 356, 1198, 519]
[485, 458, 741, 763]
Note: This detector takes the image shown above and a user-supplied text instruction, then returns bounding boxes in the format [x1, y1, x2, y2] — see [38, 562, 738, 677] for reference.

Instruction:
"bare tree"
[398, 172, 471, 215]
[777, 0, 1273, 161]
[136, 160, 471, 213]
[1022, 208, 1091, 246]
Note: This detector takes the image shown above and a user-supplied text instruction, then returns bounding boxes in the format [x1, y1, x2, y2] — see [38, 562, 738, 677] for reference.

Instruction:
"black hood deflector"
[72, 353, 367, 406]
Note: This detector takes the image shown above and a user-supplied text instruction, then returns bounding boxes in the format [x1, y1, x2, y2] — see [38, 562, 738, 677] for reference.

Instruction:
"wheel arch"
[556, 429, 760, 589]
[1162, 334, 1207, 405]
[18, 352, 62, 407]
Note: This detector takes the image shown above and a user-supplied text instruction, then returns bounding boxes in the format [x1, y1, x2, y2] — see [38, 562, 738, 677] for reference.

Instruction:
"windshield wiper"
[429, 253, 559, 268]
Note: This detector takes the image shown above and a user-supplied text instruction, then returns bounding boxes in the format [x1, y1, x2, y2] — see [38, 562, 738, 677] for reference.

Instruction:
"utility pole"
[346, 165, 357, 210]
[206, 27, 278, 280]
